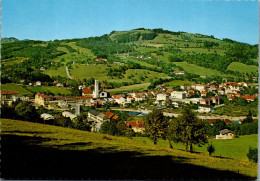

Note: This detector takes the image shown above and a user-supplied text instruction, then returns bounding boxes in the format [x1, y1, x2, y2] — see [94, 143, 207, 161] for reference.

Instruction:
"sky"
[2, 0, 259, 44]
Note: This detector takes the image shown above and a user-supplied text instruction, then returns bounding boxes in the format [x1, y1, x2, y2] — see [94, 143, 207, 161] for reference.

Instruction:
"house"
[180, 84, 191, 90]
[201, 91, 207, 97]
[56, 83, 64, 87]
[125, 120, 145, 133]
[82, 88, 93, 96]
[171, 91, 186, 99]
[191, 84, 205, 92]
[88, 110, 110, 131]
[35, 92, 54, 106]
[113, 95, 126, 104]
[41, 113, 54, 120]
[156, 93, 169, 101]
[198, 104, 213, 113]
[174, 71, 185, 75]
[127, 95, 134, 103]
[35, 81, 41, 86]
[241, 94, 257, 102]
[216, 129, 234, 139]
[172, 102, 181, 108]
[104, 112, 119, 121]
[95, 58, 107, 62]
[62, 111, 77, 122]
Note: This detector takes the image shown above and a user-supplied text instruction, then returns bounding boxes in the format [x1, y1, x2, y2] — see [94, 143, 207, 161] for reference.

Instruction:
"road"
[112, 108, 257, 121]
[66, 66, 73, 79]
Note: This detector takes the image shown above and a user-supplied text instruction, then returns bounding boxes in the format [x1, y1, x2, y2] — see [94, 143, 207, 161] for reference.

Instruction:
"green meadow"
[227, 62, 258, 73]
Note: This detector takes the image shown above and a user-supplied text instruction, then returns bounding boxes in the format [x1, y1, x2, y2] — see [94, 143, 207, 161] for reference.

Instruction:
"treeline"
[2, 40, 67, 60]
[225, 44, 258, 66]
[76, 35, 134, 57]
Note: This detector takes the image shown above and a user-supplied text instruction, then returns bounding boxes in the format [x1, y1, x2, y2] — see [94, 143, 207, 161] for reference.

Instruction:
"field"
[106, 83, 151, 93]
[173, 61, 230, 77]
[1, 119, 257, 180]
[227, 62, 258, 73]
[134, 134, 257, 160]
[44, 66, 68, 77]
[27, 86, 71, 95]
[2, 83, 71, 96]
[166, 80, 194, 87]
[1, 84, 33, 95]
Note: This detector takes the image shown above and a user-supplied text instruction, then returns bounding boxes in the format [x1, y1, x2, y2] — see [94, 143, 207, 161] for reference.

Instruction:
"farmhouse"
[113, 95, 126, 104]
[174, 71, 185, 75]
[216, 129, 234, 139]
[125, 120, 145, 133]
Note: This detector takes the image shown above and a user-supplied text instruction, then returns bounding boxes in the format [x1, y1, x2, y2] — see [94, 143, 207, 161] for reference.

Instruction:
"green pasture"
[134, 134, 257, 160]
[26, 86, 71, 95]
[227, 62, 258, 73]
[1, 84, 32, 95]
[173, 62, 229, 77]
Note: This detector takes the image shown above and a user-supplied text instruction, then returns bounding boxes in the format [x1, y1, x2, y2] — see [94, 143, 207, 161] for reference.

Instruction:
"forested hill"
[1, 28, 258, 87]
[2, 37, 20, 42]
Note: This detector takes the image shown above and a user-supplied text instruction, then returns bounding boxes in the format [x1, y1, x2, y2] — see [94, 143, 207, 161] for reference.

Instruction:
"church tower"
[93, 80, 99, 98]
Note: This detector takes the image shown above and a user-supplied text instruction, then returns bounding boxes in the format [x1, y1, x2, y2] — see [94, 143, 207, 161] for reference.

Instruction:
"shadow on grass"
[1, 134, 255, 180]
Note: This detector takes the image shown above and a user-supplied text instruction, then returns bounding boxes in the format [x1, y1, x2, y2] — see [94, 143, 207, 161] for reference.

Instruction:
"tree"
[144, 109, 168, 145]
[207, 142, 215, 156]
[247, 147, 258, 163]
[168, 107, 208, 152]
[242, 110, 253, 124]
[15, 101, 40, 122]
[116, 121, 127, 136]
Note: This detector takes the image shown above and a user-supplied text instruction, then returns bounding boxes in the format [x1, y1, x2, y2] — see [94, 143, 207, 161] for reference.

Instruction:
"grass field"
[26, 86, 71, 95]
[134, 134, 257, 160]
[173, 61, 230, 77]
[227, 62, 258, 73]
[1, 83, 71, 96]
[66, 42, 96, 57]
[44, 66, 68, 77]
[1, 84, 33, 95]
[1, 119, 257, 179]
[106, 83, 151, 93]
[166, 80, 194, 87]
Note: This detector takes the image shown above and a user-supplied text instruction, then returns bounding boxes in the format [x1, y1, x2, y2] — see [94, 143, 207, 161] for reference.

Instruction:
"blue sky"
[2, 0, 258, 44]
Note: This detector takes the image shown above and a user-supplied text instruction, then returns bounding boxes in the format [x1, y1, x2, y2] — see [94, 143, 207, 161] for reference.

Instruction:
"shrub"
[247, 147, 258, 163]
[207, 142, 215, 156]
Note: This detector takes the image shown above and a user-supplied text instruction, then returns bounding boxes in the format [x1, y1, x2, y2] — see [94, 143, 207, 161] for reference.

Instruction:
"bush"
[207, 142, 215, 156]
[247, 147, 258, 163]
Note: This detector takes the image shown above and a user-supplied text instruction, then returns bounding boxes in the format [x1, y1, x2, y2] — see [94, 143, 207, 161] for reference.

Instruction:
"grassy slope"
[134, 135, 257, 160]
[106, 83, 151, 93]
[27, 86, 71, 95]
[173, 62, 230, 77]
[1, 119, 257, 179]
[2, 83, 71, 96]
[227, 62, 258, 73]
[1, 84, 33, 95]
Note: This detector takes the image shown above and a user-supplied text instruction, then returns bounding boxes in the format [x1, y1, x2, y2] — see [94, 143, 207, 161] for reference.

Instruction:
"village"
[1, 78, 258, 139]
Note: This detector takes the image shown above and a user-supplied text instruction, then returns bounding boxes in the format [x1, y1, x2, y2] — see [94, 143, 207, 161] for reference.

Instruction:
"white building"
[62, 111, 77, 122]
[99, 91, 108, 98]
[171, 91, 186, 99]
[197, 104, 213, 113]
[156, 93, 169, 101]
[41, 113, 54, 120]
[35, 81, 41, 86]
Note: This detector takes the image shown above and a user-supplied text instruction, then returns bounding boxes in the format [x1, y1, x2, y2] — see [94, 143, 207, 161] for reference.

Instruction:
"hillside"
[1, 28, 258, 92]
[1, 119, 257, 180]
